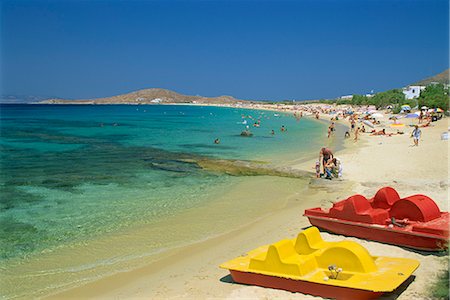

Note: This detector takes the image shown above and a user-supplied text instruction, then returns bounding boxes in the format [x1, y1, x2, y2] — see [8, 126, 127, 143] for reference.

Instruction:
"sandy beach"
[3, 1, 448, 299]
[47, 114, 448, 300]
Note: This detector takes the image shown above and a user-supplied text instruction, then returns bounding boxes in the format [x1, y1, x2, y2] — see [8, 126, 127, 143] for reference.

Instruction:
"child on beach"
[411, 125, 422, 146]
[315, 161, 321, 178]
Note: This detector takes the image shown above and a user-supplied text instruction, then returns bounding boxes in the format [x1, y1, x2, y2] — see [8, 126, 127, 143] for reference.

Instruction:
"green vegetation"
[336, 89, 412, 110]
[429, 267, 449, 299]
[417, 83, 449, 110]
[336, 84, 448, 112]
[265, 83, 448, 111]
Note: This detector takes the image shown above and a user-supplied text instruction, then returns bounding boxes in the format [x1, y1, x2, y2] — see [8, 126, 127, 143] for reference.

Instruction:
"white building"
[402, 85, 426, 99]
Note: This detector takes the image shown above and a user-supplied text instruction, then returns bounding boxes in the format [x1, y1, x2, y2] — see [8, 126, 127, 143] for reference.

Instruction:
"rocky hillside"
[41, 88, 248, 105]
[413, 69, 449, 86]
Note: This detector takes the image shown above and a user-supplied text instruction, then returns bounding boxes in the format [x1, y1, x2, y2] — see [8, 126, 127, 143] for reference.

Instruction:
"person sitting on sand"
[344, 131, 350, 138]
[331, 158, 342, 178]
[361, 124, 366, 133]
[324, 158, 335, 180]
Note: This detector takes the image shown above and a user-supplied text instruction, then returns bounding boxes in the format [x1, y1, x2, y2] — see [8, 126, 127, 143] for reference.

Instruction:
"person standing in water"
[354, 126, 360, 141]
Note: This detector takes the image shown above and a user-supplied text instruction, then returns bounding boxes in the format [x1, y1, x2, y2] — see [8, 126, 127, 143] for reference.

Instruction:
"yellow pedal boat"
[220, 227, 419, 300]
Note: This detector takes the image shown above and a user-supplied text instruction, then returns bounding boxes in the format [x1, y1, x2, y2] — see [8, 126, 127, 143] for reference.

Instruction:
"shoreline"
[1, 105, 340, 299]
[47, 116, 449, 299]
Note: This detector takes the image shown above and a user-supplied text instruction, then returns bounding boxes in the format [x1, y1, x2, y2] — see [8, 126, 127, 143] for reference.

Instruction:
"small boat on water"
[304, 187, 449, 251]
[220, 227, 419, 300]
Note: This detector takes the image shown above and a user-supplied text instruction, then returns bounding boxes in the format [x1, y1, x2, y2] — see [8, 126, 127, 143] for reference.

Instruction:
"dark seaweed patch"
[179, 143, 236, 150]
[0, 217, 44, 259]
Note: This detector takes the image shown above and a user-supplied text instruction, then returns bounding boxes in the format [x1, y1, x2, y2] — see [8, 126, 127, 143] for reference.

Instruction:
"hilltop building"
[402, 85, 426, 99]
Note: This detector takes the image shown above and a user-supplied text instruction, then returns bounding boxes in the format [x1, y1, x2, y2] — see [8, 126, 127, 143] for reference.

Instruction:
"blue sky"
[1, 0, 448, 101]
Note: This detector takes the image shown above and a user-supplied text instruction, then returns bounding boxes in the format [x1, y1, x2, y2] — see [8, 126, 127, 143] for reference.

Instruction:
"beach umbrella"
[368, 109, 377, 114]
[421, 106, 428, 110]
[363, 120, 375, 128]
[371, 113, 384, 118]
[405, 113, 419, 118]
[401, 105, 411, 110]
[436, 108, 444, 112]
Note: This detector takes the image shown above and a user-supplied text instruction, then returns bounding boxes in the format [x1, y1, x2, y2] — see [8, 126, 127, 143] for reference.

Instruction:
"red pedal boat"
[304, 187, 449, 251]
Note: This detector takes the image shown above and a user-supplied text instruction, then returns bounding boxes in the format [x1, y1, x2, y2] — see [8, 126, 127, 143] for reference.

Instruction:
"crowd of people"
[209, 103, 436, 181]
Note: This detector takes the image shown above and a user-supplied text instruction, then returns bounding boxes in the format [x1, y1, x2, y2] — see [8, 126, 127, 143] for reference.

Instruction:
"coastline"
[1, 104, 342, 299]
[47, 116, 448, 299]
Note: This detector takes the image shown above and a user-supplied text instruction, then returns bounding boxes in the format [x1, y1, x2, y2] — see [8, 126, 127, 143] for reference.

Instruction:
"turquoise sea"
[0, 104, 329, 298]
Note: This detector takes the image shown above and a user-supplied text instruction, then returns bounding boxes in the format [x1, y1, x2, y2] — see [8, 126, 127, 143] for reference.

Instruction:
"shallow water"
[0, 104, 328, 298]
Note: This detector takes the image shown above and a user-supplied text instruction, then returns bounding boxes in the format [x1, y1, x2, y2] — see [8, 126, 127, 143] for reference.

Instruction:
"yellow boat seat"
[294, 226, 331, 254]
[316, 241, 377, 273]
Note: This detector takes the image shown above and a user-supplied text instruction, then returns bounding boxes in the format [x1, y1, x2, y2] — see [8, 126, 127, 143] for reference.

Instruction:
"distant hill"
[412, 69, 449, 86]
[1, 95, 58, 104]
[41, 88, 249, 105]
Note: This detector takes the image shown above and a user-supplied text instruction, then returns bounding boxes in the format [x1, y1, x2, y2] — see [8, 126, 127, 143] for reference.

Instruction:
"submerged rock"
[196, 158, 313, 178]
[240, 130, 253, 137]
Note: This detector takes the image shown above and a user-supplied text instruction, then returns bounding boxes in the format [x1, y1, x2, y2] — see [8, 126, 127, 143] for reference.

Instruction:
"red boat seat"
[389, 195, 441, 222]
[329, 195, 389, 224]
[371, 187, 401, 209]
[412, 212, 449, 238]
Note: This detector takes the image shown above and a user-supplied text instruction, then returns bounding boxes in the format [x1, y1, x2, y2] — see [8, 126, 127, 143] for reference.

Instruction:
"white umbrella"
[421, 106, 428, 110]
[371, 113, 384, 118]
